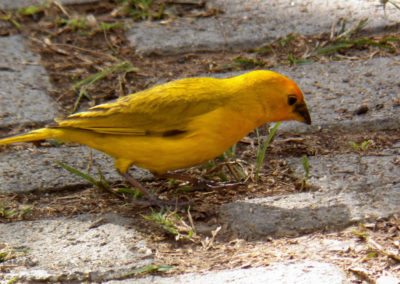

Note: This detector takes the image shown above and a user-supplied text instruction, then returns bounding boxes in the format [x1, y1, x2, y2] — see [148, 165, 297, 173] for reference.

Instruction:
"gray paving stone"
[376, 273, 400, 284]
[0, 35, 58, 128]
[107, 261, 346, 284]
[128, 0, 400, 55]
[220, 147, 400, 239]
[0, 0, 99, 9]
[288, 147, 400, 193]
[0, 145, 151, 193]
[0, 213, 153, 282]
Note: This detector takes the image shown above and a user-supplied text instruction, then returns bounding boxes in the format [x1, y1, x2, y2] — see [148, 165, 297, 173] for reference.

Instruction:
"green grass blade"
[116, 187, 143, 198]
[301, 155, 310, 179]
[123, 264, 174, 278]
[72, 88, 91, 113]
[255, 122, 281, 180]
[71, 61, 138, 111]
[315, 42, 354, 55]
[72, 61, 137, 91]
[57, 161, 98, 186]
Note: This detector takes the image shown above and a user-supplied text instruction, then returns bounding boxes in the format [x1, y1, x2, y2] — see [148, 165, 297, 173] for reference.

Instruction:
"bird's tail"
[0, 128, 57, 146]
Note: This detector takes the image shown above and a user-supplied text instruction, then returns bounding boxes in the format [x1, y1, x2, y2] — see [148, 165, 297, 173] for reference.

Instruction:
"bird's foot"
[122, 172, 190, 208]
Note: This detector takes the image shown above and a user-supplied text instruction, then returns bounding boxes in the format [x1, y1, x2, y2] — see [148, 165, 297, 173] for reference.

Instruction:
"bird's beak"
[294, 103, 312, 125]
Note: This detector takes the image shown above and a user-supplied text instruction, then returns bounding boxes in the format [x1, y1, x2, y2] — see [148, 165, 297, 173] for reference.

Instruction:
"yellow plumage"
[0, 70, 311, 176]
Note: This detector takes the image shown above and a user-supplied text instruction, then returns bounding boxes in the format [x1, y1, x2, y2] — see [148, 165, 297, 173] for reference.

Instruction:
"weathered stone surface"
[0, 0, 99, 9]
[376, 273, 400, 284]
[0, 36, 58, 128]
[220, 147, 400, 239]
[0, 213, 153, 282]
[0, 145, 151, 193]
[108, 261, 346, 284]
[288, 148, 400, 192]
[128, 0, 399, 55]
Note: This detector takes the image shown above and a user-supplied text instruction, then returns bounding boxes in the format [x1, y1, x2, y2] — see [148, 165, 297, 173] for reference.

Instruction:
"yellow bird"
[0, 70, 311, 204]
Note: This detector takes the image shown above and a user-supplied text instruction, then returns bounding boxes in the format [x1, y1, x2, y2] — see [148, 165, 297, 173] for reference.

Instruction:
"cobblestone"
[0, 213, 153, 282]
[0, 146, 150, 193]
[0, 36, 58, 128]
[220, 149, 400, 239]
[107, 261, 346, 284]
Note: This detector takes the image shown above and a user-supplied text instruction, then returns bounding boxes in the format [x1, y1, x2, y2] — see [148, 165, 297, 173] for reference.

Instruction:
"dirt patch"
[152, 215, 400, 279]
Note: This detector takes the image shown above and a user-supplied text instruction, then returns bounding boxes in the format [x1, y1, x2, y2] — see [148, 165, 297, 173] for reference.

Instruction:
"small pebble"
[354, 105, 369, 115]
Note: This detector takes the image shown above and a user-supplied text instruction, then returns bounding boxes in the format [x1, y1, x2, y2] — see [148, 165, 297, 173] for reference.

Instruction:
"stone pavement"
[0, 36, 58, 128]
[221, 148, 400, 239]
[0, 146, 150, 193]
[108, 261, 347, 284]
[128, 0, 400, 55]
[1, 0, 400, 283]
[0, 213, 153, 282]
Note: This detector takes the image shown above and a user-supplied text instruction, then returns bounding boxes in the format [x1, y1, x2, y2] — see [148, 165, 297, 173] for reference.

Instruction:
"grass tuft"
[99, 21, 124, 31]
[58, 16, 89, 31]
[233, 56, 266, 69]
[143, 209, 197, 241]
[349, 140, 373, 151]
[287, 53, 313, 65]
[299, 155, 311, 190]
[57, 161, 144, 199]
[0, 203, 31, 220]
[121, 264, 173, 278]
[17, 5, 45, 16]
[57, 161, 110, 190]
[0, 11, 22, 29]
[301, 155, 310, 180]
[72, 61, 138, 112]
[117, 0, 165, 21]
[0, 245, 28, 264]
[0, 204, 17, 219]
[255, 122, 281, 181]
[316, 36, 400, 55]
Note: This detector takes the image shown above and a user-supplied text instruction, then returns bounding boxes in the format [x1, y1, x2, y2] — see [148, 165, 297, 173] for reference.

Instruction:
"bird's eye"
[288, 95, 297, 106]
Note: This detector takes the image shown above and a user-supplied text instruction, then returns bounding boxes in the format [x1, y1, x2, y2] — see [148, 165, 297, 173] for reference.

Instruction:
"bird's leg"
[122, 172, 189, 208]
[123, 172, 157, 200]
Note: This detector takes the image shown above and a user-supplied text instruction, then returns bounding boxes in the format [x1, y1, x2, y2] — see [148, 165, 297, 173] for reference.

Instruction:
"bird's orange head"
[242, 70, 311, 125]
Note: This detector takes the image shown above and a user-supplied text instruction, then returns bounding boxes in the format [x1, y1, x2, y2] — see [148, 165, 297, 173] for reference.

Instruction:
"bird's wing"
[57, 78, 231, 136]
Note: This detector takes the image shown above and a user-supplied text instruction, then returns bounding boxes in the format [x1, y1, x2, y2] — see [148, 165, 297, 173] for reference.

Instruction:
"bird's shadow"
[219, 201, 352, 241]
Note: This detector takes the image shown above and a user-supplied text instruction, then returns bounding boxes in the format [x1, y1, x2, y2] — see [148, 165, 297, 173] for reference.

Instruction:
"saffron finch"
[0, 70, 311, 204]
